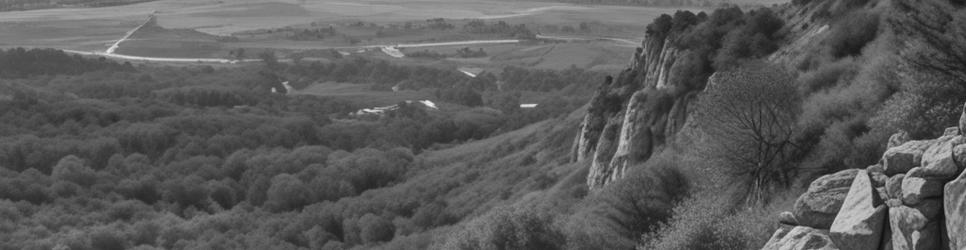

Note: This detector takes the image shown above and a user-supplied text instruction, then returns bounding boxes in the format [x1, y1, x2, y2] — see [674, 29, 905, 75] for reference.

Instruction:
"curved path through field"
[64, 39, 527, 63]
[62, 15, 635, 64]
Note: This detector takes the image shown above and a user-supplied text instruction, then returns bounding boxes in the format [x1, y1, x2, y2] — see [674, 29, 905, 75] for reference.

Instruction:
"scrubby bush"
[437, 206, 563, 250]
[640, 189, 796, 250]
[869, 70, 966, 139]
[562, 153, 689, 250]
[825, 11, 880, 58]
[797, 59, 858, 94]
[796, 54, 902, 172]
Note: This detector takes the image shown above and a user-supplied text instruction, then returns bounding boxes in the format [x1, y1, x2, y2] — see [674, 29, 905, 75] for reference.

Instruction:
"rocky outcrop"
[946, 169, 966, 249]
[793, 169, 859, 229]
[762, 226, 838, 250]
[829, 170, 887, 250]
[764, 108, 966, 250]
[574, 30, 709, 190]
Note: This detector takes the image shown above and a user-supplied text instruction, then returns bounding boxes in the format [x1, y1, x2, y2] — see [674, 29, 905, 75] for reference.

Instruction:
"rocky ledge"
[763, 108, 966, 250]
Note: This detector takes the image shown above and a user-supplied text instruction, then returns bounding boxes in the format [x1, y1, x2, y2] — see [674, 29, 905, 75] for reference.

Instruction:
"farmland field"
[295, 82, 436, 108]
[0, 0, 717, 80]
[0, 0, 697, 49]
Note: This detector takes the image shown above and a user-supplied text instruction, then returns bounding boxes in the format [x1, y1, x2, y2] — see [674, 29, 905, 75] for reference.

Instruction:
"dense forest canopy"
[0, 47, 600, 249]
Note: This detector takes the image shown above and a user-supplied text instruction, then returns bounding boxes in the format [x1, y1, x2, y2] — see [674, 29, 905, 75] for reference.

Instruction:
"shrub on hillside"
[436, 206, 563, 250]
[797, 59, 858, 94]
[826, 11, 880, 58]
[641, 189, 796, 250]
[562, 154, 689, 249]
[869, 71, 966, 139]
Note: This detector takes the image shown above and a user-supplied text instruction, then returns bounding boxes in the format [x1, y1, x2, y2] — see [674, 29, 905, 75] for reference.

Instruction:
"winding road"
[65, 39, 526, 63]
[63, 15, 636, 64]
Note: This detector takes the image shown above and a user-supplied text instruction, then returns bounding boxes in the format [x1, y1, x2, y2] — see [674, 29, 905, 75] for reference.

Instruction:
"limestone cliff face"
[574, 33, 706, 190]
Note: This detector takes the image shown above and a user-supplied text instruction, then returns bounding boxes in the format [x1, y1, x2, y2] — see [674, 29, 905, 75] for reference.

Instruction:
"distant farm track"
[105, 14, 154, 54]
[63, 39, 526, 63]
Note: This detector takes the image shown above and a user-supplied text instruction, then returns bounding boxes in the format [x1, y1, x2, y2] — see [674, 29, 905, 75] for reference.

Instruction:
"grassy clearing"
[293, 82, 435, 108]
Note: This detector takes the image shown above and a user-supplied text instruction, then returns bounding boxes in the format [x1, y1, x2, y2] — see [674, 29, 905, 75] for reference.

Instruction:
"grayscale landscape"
[0, 0, 965, 249]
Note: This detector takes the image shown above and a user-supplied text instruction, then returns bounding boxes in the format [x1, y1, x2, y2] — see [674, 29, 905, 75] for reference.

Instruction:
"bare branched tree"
[695, 62, 801, 205]
[890, 0, 966, 85]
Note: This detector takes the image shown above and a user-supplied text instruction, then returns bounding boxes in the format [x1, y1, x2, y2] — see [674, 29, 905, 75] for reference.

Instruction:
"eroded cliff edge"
[571, 30, 699, 190]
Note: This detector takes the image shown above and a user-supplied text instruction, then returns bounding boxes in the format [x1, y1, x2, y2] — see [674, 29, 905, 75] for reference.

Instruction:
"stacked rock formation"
[763, 114, 966, 249]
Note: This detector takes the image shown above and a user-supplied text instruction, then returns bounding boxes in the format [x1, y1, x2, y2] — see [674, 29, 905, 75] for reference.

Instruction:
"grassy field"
[293, 82, 436, 108]
[402, 41, 632, 71]
[0, 0, 695, 75]
[0, 0, 692, 47]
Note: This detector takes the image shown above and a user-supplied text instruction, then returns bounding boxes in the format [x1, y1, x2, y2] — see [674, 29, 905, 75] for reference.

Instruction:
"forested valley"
[4, 0, 966, 249]
[0, 47, 599, 249]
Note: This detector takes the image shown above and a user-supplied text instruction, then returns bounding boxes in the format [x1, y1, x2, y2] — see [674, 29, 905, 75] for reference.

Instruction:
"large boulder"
[882, 140, 934, 175]
[889, 205, 942, 250]
[762, 226, 839, 250]
[794, 169, 860, 229]
[829, 170, 887, 250]
[918, 138, 961, 179]
[901, 167, 947, 205]
[945, 170, 966, 250]
[953, 143, 966, 174]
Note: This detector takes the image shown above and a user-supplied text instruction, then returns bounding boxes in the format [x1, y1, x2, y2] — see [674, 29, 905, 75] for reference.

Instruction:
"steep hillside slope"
[560, 0, 966, 248]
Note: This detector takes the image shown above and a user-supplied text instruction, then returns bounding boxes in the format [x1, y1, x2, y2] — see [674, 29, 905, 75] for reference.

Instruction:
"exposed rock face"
[881, 140, 933, 176]
[793, 169, 859, 229]
[573, 31, 707, 190]
[829, 170, 886, 250]
[900, 168, 946, 205]
[945, 169, 966, 250]
[889, 205, 940, 250]
[762, 226, 838, 250]
[765, 116, 966, 250]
